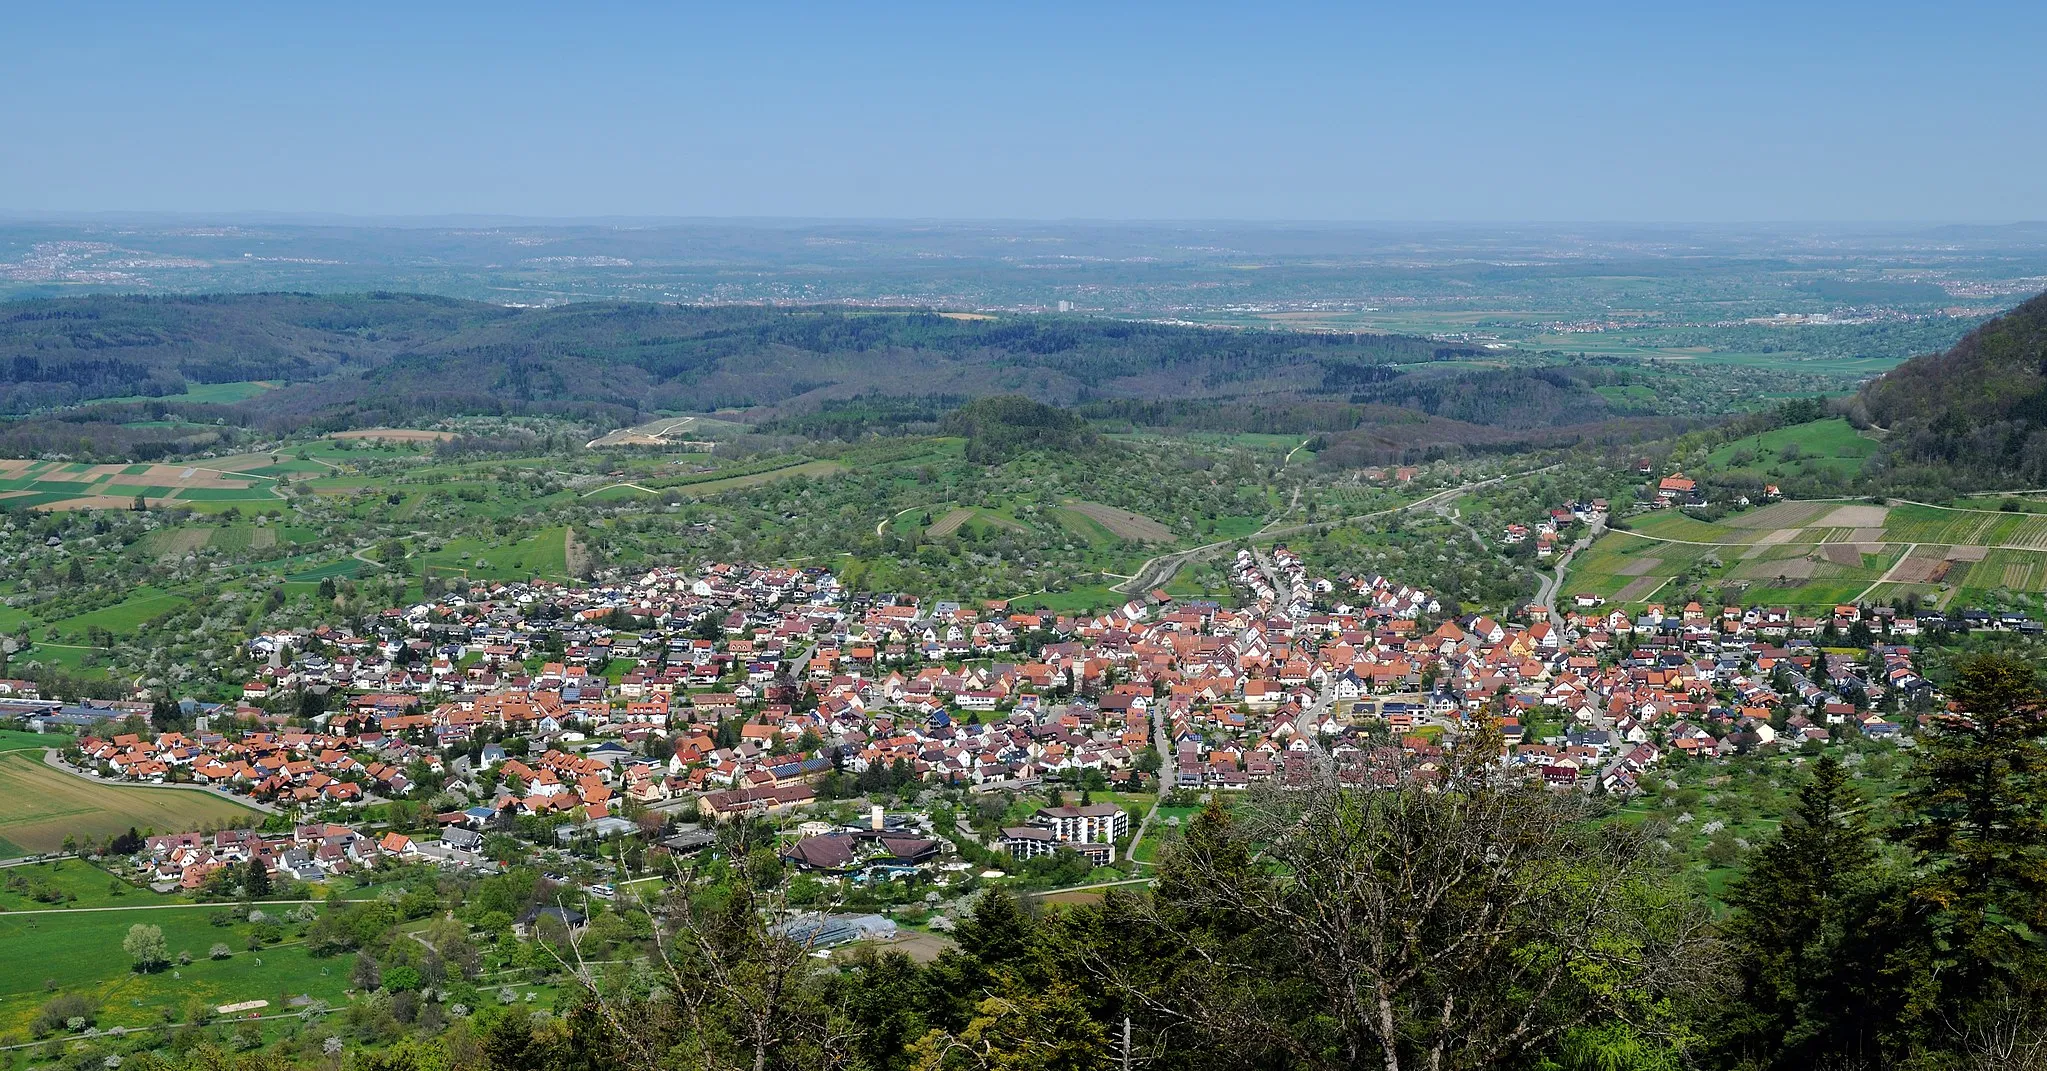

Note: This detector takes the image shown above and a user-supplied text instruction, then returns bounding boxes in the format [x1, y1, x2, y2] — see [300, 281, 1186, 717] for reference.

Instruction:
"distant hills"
[0, 292, 1681, 461]
[1857, 289, 2047, 490]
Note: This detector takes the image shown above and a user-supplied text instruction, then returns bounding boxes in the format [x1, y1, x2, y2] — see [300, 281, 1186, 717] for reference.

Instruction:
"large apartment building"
[1000, 802, 1129, 866]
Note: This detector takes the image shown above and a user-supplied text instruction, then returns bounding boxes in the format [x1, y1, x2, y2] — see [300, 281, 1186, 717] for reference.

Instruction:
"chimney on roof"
[870, 804, 884, 831]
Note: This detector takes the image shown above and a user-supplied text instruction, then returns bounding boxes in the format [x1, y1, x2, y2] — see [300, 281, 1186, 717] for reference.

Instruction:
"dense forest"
[0, 293, 1692, 461]
[938, 395, 1098, 463]
[0, 293, 1458, 416]
[1855, 289, 2047, 492]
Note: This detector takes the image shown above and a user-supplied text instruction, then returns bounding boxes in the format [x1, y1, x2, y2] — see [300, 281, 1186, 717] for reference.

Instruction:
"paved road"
[1533, 516, 1604, 628]
[40, 748, 282, 814]
[1126, 693, 1176, 863]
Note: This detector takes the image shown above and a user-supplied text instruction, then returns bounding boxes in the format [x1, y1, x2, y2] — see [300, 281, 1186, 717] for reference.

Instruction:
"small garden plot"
[1612, 576, 1670, 602]
[2009, 517, 2047, 549]
[1889, 555, 1952, 584]
[1734, 557, 1817, 581]
[1063, 500, 1175, 543]
[143, 528, 214, 560]
[1816, 504, 1889, 528]
[1724, 501, 1832, 529]
[926, 508, 976, 538]
[1822, 544, 1867, 567]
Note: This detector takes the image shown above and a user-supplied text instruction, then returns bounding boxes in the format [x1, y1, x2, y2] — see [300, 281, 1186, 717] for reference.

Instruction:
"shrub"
[32, 994, 97, 1037]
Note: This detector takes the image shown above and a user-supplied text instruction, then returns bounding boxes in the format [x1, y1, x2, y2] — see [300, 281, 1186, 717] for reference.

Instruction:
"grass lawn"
[416, 526, 571, 579]
[0, 858, 189, 911]
[46, 587, 188, 634]
[283, 557, 364, 582]
[1132, 804, 1204, 864]
[94, 380, 278, 406]
[1706, 418, 1878, 477]
[0, 729, 72, 754]
[1016, 582, 1127, 615]
[0, 753, 262, 856]
[1625, 513, 1748, 545]
[0, 906, 354, 1035]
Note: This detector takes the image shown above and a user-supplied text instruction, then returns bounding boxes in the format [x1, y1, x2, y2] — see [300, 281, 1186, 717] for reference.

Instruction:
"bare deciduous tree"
[1949, 991, 2047, 1071]
[552, 835, 859, 1071]
[1093, 724, 1722, 1071]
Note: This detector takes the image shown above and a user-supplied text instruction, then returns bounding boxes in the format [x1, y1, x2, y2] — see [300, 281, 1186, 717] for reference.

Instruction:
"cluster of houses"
[1557, 597, 1943, 642]
[1500, 500, 1606, 559]
[43, 547, 1956, 898]
[134, 820, 495, 891]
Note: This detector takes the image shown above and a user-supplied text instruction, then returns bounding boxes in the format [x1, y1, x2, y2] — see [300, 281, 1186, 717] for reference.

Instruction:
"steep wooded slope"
[1858, 289, 2047, 486]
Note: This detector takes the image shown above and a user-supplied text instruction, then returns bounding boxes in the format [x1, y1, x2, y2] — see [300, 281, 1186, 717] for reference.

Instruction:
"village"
[5, 510, 1944, 903]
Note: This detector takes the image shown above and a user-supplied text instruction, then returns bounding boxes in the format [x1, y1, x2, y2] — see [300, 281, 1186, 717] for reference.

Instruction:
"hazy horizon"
[4, 212, 2045, 228]
[8, 2, 2044, 222]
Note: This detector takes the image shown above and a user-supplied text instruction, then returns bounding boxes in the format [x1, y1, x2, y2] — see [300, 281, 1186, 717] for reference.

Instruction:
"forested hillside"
[1858, 289, 2047, 489]
[0, 292, 1688, 461]
[0, 293, 1463, 416]
[0, 293, 502, 411]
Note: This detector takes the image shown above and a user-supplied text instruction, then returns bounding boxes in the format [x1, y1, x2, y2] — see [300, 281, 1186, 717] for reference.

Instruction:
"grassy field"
[48, 587, 187, 633]
[0, 904, 357, 1035]
[0, 857, 189, 911]
[1706, 418, 1880, 478]
[416, 525, 571, 580]
[1016, 582, 1128, 615]
[0, 753, 262, 856]
[96, 380, 279, 406]
[0, 729, 72, 754]
[1049, 507, 1121, 549]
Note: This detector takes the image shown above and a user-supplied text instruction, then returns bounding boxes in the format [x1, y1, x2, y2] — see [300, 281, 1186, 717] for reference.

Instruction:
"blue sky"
[5, 1, 2043, 220]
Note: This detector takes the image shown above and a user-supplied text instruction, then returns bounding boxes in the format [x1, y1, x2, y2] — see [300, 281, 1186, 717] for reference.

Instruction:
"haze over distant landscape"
[8, 2, 2046, 221]
[10, 7, 2047, 1071]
